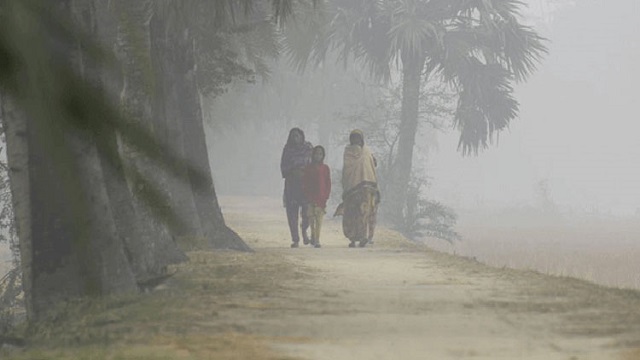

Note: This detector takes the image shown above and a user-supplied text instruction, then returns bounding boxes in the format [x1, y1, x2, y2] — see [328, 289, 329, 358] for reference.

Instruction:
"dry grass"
[1, 250, 306, 360]
[423, 217, 640, 290]
[5, 332, 300, 360]
[622, 348, 640, 360]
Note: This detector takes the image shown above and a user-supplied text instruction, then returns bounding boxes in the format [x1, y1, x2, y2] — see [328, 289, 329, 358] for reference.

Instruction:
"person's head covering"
[342, 131, 377, 192]
[281, 127, 312, 179]
[287, 127, 305, 146]
[349, 129, 364, 147]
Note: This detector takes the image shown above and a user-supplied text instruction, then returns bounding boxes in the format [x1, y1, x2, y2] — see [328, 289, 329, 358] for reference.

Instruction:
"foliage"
[284, 0, 547, 155]
[167, 0, 316, 97]
[403, 178, 460, 243]
[192, 2, 278, 96]
[335, 72, 455, 189]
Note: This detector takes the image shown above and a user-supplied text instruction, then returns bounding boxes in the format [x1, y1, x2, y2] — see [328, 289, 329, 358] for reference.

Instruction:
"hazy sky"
[428, 0, 640, 215]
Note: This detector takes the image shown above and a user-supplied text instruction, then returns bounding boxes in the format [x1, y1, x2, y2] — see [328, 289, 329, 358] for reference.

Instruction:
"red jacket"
[302, 163, 331, 208]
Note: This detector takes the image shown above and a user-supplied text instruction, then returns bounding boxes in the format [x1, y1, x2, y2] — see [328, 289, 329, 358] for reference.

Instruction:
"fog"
[207, 0, 640, 220]
[430, 0, 640, 217]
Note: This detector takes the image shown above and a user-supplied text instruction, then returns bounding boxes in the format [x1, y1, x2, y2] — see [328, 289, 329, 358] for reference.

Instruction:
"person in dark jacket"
[280, 128, 313, 247]
[302, 145, 331, 248]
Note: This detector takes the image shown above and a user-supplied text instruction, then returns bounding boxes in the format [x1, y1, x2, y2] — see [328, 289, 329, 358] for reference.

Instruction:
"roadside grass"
[1, 250, 304, 360]
[423, 222, 640, 291]
[5, 333, 299, 360]
[623, 348, 640, 360]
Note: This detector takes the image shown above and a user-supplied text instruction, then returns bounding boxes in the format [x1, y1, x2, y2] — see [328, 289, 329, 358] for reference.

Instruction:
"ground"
[2, 196, 640, 359]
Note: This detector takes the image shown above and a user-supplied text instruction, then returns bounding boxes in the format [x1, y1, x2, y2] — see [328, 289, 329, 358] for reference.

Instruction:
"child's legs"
[313, 206, 325, 243]
[308, 205, 325, 243]
[307, 205, 318, 243]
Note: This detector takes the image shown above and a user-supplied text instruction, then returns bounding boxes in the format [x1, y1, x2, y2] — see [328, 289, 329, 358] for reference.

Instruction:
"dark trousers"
[286, 203, 309, 244]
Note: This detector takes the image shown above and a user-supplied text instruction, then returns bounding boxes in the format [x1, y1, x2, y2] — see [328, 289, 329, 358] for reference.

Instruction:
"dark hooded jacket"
[280, 128, 313, 206]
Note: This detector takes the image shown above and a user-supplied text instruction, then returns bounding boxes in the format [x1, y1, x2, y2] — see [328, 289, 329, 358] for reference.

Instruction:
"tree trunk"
[1, 0, 139, 319]
[0, 98, 34, 320]
[152, 5, 250, 251]
[149, 8, 205, 244]
[383, 52, 425, 227]
[41, 0, 139, 309]
[105, 0, 188, 278]
[65, 126, 139, 297]
[3, 95, 138, 318]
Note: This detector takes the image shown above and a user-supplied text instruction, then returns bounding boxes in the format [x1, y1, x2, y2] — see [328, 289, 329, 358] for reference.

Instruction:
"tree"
[91, 0, 188, 282]
[287, 0, 547, 226]
[148, 1, 258, 251]
[1, 0, 139, 319]
[0, 0, 304, 319]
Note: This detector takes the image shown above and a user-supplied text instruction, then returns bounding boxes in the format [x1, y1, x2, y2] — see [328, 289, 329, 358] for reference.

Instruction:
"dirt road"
[221, 196, 640, 360]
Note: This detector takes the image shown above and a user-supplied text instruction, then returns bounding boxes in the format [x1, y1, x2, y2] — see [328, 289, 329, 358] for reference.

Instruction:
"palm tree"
[287, 0, 547, 226]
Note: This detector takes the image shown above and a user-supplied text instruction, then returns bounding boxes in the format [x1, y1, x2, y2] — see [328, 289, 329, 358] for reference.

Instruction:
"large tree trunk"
[384, 52, 425, 227]
[178, 38, 250, 251]
[104, 0, 188, 278]
[1, 0, 140, 319]
[39, 0, 140, 311]
[149, 8, 205, 244]
[151, 5, 250, 251]
[65, 126, 139, 298]
[2, 96, 138, 319]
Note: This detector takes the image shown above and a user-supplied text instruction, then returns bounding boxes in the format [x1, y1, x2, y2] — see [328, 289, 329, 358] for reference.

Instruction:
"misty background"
[206, 0, 640, 217]
[430, 0, 640, 217]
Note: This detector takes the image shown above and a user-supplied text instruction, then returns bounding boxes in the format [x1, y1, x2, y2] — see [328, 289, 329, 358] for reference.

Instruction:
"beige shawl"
[342, 144, 377, 193]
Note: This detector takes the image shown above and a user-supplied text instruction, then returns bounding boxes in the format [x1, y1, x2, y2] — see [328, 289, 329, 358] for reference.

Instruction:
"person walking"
[302, 146, 331, 248]
[280, 128, 313, 248]
[341, 129, 379, 248]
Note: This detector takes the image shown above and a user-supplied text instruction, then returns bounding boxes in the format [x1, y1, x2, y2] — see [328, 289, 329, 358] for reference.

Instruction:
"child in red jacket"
[302, 146, 331, 248]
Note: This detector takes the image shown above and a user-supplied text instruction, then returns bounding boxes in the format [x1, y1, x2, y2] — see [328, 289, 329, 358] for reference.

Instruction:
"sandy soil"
[221, 196, 640, 360]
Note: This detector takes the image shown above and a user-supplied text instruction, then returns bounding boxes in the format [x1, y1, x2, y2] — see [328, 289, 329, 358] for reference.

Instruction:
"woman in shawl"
[281, 128, 313, 248]
[341, 129, 379, 247]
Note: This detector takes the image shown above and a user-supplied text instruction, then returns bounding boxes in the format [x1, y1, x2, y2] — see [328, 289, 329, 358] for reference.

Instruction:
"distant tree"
[534, 179, 556, 214]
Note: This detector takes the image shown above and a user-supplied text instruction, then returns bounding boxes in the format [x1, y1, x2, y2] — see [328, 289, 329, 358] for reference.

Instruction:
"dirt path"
[221, 196, 640, 360]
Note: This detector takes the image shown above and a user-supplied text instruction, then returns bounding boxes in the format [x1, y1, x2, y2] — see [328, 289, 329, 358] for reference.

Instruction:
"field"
[422, 210, 640, 290]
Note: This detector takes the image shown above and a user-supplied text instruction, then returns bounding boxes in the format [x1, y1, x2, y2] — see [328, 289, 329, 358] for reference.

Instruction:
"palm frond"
[280, 1, 329, 73]
[494, 17, 547, 82]
[387, 0, 439, 60]
[327, 0, 392, 81]
[453, 60, 519, 155]
[273, 0, 321, 25]
[489, 0, 526, 19]
[235, 19, 282, 79]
